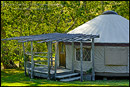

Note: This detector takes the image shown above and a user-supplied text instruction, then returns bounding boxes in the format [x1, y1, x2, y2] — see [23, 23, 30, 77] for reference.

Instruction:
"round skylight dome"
[102, 10, 118, 15]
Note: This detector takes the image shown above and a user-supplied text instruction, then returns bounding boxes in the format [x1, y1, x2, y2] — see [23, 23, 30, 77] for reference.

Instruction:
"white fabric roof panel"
[68, 14, 129, 43]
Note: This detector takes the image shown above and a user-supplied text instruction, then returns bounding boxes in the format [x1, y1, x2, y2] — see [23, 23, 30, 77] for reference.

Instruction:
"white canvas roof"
[68, 11, 129, 43]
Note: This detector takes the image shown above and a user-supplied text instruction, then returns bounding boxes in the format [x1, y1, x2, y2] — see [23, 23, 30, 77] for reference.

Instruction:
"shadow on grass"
[1, 69, 129, 86]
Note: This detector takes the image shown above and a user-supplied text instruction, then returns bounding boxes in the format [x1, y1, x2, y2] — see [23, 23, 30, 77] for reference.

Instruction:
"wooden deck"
[27, 66, 73, 79]
[27, 66, 81, 81]
[27, 67, 72, 74]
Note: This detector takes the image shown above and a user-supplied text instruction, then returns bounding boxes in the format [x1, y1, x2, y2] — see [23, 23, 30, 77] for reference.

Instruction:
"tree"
[1, 1, 129, 69]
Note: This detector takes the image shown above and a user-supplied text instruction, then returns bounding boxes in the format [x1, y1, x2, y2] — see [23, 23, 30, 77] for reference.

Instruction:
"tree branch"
[55, 10, 63, 32]
[65, 18, 77, 33]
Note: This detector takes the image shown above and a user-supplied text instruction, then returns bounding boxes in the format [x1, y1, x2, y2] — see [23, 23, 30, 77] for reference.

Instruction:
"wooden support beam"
[80, 41, 83, 82]
[128, 48, 129, 73]
[72, 42, 74, 73]
[27, 61, 31, 64]
[34, 55, 48, 58]
[25, 52, 31, 56]
[55, 42, 58, 80]
[34, 52, 48, 54]
[34, 63, 48, 67]
[50, 42, 53, 67]
[91, 38, 95, 81]
[47, 42, 51, 80]
[31, 41, 34, 79]
[26, 52, 48, 56]
[34, 60, 48, 62]
[22, 42, 27, 76]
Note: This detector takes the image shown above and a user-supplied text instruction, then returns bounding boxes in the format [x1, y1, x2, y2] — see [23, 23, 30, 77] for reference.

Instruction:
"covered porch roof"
[1, 33, 99, 43]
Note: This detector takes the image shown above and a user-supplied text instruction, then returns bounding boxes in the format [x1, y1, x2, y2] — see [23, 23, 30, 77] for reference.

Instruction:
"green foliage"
[1, 1, 129, 68]
[86, 68, 92, 74]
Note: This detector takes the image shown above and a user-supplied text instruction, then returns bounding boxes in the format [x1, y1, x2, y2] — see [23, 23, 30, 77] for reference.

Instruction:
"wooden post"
[55, 42, 58, 80]
[128, 48, 129, 73]
[31, 41, 34, 79]
[22, 42, 27, 76]
[91, 38, 95, 81]
[80, 41, 83, 82]
[72, 42, 74, 73]
[47, 42, 51, 80]
[50, 42, 53, 67]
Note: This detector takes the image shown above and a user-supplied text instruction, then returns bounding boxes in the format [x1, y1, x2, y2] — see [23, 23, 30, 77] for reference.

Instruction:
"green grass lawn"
[1, 69, 129, 86]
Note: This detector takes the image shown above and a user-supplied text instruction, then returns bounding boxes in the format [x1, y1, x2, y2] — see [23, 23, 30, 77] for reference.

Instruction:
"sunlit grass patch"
[1, 69, 129, 86]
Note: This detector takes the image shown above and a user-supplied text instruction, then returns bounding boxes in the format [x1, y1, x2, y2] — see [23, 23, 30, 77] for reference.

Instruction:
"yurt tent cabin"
[57, 11, 129, 77]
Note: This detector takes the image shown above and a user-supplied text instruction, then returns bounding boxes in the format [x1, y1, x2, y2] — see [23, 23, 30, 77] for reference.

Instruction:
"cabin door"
[59, 42, 66, 68]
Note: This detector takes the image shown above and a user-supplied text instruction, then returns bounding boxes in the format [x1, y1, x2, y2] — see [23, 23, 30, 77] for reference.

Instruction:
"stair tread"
[60, 76, 80, 82]
[56, 73, 79, 79]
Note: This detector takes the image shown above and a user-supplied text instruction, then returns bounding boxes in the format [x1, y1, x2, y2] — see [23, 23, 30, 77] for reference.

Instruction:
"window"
[61, 43, 64, 53]
[76, 47, 91, 61]
[105, 47, 128, 66]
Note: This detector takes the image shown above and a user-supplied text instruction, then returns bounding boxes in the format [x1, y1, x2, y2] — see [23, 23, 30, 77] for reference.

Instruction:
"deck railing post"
[72, 41, 74, 73]
[80, 41, 83, 82]
[31, 41, 34, 79]
[55, 42, 58, 80]
[91, 38, 95, 81]
[22, 42, 27, 76]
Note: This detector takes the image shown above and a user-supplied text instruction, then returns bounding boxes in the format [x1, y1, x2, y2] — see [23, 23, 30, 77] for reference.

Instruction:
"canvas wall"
[66, 45, 92, 72]
[65, 45, 129, 73]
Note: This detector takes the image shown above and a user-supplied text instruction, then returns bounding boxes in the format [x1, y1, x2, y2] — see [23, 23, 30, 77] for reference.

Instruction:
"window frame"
[104, 46, 128, 66]
[75, 46, 92, 62]
[61, 43, 65, 53]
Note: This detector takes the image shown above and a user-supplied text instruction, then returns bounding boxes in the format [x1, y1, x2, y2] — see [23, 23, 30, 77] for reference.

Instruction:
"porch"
[1, 33, 99, 82]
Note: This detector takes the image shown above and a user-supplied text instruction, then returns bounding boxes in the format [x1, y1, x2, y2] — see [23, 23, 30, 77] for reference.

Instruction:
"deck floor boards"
[27, 66, 72, 75]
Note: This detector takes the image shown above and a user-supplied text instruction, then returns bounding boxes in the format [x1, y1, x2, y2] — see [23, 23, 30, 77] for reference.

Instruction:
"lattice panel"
[76, 48, 91, 61]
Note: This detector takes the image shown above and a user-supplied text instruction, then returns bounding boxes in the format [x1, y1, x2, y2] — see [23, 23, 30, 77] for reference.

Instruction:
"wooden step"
[60, 76, 80, 82]
[34, 72, 48, 78]
[56, 73, 79, 79]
